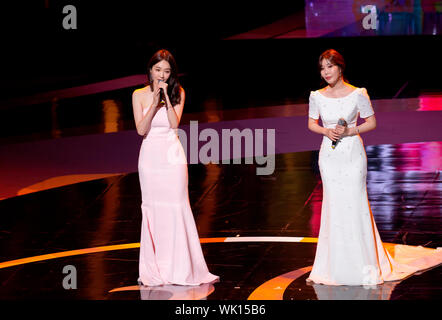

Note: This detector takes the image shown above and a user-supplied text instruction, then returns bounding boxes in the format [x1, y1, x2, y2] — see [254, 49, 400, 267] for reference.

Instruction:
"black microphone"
[158, 80, 166, 105]
[159, 88, 166, 105]
[332, 118, 347, 149]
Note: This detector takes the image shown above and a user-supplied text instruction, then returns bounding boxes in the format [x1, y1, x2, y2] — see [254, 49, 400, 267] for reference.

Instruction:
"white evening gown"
[306, 87, 442, 286]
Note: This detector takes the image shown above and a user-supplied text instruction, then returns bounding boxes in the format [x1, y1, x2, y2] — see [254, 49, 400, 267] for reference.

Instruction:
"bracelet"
[355, 127, 360, 135]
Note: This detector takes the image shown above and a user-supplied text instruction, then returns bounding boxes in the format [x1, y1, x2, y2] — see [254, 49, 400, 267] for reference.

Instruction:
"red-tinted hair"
[318, 49, 347, 83]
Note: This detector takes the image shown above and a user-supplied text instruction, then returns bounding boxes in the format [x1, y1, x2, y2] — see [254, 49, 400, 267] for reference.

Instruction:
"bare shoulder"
[133, 86, 150, 98]
[346, 83, 358, 91]
[179, 86, 186, 100]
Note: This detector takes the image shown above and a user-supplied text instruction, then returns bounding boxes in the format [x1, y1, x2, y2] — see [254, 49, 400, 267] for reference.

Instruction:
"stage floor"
[0, 145, 441, 300]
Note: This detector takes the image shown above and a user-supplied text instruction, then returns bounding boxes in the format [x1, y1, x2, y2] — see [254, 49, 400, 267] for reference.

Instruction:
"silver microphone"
[332, 118, 347, 149]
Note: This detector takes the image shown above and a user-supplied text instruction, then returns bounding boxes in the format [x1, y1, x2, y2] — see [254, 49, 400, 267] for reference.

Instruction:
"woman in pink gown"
[306, 49, 442, 286]
[132, 49, 219, 286]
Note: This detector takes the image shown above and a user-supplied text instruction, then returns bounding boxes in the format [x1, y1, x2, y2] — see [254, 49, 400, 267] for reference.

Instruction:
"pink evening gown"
[137, 103, 219, 286]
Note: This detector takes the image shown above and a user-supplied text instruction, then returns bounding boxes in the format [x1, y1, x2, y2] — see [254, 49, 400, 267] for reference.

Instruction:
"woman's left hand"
[158, 81, 168, 95]
[335, 124, 348, 137]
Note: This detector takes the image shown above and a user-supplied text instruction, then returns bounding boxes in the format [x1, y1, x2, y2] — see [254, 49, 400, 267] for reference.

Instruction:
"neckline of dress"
[317, 88, 359, 99]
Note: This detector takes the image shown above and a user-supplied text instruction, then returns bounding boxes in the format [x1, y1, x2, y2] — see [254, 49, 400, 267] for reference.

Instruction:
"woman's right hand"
[151, 87, 161, 108]
[324, 128, 340, 142]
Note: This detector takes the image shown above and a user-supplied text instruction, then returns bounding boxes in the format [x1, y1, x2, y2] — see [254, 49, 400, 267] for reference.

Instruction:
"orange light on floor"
[0, 243, 140, 270]
[248, 267, 312, 300]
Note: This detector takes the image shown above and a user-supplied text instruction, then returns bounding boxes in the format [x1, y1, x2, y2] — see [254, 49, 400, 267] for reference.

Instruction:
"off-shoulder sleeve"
[357, 88, 374, 118]
[308, 91, 319, 119]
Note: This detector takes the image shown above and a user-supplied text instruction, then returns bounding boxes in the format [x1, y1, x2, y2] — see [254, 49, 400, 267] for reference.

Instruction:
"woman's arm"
[164, 87, 185, 129]
[132, 89, 159, 136]
[308, 117, 340, 141]
[338, 115, 377, 137]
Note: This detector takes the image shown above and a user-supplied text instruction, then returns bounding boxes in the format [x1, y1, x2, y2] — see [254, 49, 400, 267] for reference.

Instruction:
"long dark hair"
[318, 49, 348, 85]
[147, 49, 182, 106]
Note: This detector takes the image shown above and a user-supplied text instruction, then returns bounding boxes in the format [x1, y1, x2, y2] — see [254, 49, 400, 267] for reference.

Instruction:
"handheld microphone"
[158, 80, 166, 105]
[159, 88, 166, 105]
[332, 118, 347, 149]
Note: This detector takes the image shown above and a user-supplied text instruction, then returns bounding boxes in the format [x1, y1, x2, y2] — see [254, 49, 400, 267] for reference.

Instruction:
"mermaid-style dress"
[306, 87, 442, 286]
[137, 105, 219, 286]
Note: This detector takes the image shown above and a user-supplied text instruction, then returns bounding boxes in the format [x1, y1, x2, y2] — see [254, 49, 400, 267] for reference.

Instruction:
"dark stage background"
[1, 1, 441, 115]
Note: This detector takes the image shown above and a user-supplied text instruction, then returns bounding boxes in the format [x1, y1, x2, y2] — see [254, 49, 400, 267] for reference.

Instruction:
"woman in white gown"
[306, 49, 442, 286]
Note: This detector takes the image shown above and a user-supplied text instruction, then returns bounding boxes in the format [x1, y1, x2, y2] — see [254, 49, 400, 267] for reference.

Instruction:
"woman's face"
[320, 59, 341, 85]
[150, 60, 171, 85]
